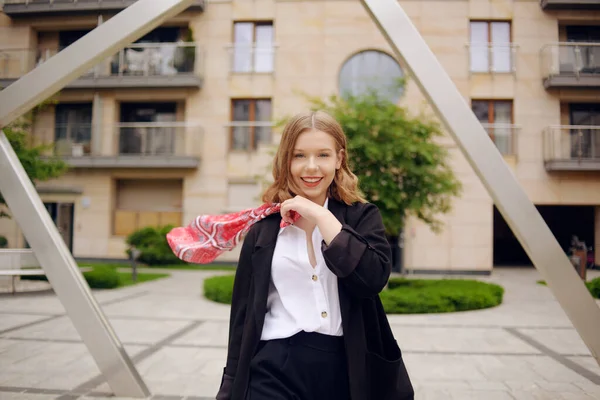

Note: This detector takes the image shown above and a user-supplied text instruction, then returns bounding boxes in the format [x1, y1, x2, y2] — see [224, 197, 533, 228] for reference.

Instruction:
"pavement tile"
[392, 326, 540, 354]
[559, 393, 597, 400]
[573, 381, 600, 397]
[517, 328, 592, 356]
[0, 268, 599, 400]
[468, 381, 510, 391]
[171, 321, 228, 347]
[0, 394, 58, 400]
[0, 314, 52, 334]
[447, 389, 515, 399]
[567, 356, 600, 378]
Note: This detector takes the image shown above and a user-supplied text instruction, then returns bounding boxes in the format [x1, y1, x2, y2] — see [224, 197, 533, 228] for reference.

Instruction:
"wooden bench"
[0, 249, 91, 294]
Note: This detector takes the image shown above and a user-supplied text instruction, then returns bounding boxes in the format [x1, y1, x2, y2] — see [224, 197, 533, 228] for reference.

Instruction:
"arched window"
[338, 50, 405, 103]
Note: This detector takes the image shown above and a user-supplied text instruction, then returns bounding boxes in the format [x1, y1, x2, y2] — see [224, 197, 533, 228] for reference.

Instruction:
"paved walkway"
[0, 267, 599, 400]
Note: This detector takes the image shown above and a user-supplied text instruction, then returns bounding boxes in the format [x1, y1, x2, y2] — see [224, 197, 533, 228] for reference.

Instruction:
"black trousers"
[246, 331, 351, 400]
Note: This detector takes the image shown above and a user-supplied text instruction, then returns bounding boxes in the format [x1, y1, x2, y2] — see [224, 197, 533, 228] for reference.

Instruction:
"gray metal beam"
[0, 0, 194, 397]
[359, 0, 600, 366]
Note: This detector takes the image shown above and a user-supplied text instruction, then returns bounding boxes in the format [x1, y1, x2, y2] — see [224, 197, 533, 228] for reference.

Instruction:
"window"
[118, 102, 178, 155]
[469, 21, 512, 73]
[565, 26, 600, 75]
[232, 21, 274, 73]
[54, 103, 93, 156]
[58, 30, 91, 49]
[338, 50, 404, 103]
[230, 99, 272, 151]
[472, 100, 514, 155]
[113, 179, 183, 236]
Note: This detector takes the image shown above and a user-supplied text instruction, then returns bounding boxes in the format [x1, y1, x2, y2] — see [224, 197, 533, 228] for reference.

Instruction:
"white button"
[321, 311, 328, 318]
[312, 274, 318, 281]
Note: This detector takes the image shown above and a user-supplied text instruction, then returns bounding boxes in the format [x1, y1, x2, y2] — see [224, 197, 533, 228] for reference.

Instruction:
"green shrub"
[382, 278, 504, 314]
[0, 235, 7, 248]
[82, 266, 120, 289]
[586, 277, 600, 299]
[203, 274, 505, 314]
[126, 225, 184, 266]
[204, 274, 235, 304]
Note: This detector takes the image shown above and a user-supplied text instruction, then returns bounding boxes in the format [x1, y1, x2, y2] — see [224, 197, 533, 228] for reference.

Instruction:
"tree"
[307, 92, 462, 269]
[0, 105, 69, 219]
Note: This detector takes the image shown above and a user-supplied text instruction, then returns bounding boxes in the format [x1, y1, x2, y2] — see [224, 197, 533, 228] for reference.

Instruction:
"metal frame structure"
[0, 0, 194, 397]
[359, 0, 600, 366]
[0, 1, 598, 398]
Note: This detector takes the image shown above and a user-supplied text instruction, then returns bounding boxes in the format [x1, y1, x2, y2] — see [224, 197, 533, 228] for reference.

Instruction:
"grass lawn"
[118, 271, 169, 287]
[22, 265, 169, 289]
[79, 261, 236, 271]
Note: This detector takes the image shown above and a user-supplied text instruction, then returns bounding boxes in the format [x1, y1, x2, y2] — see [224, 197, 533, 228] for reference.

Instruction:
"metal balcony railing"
[543, 125, 600, 164]
[468, 43, 518, 73]
[44, 122, 202, 159]
[116, 122, 202, 157]
[541, 42, 600, 79]
[481, 123, 519, 156]
[226, 122, 274, 151]
[227, 44, 276, 74]
[0, 42, 201, 80]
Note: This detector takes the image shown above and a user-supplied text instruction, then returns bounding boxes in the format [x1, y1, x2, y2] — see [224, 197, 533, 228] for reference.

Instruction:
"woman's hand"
[280, 196, 327, 225]
[280, 196, 342, 244]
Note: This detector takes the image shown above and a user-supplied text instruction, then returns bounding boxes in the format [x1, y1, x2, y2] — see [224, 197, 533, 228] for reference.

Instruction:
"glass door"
[570, 103, 600, 159]
[33, 202, 74, 252]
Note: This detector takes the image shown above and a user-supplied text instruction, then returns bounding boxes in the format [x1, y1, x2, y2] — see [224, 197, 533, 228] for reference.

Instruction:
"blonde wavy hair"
[262, 110, 366, 205]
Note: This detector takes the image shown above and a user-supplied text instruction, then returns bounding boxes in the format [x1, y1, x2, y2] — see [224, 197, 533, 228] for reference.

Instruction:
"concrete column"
[101, 95, 116, 156]
[91, 93, 103, 155]
[595, 206, 600, 266]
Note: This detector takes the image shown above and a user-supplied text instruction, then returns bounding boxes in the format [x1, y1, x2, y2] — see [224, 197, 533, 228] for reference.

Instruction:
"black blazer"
[216, 198, 414, 400]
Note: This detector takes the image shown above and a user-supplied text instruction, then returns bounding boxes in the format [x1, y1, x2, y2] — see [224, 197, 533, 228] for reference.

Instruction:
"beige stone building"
[0, 0, 599, 273]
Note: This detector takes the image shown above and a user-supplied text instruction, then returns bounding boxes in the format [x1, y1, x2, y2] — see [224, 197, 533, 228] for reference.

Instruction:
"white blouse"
[260, 199, 343, 340]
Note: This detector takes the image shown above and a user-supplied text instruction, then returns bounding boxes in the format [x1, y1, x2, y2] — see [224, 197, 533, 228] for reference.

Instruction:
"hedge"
[204, 275, 235, 304]
[21, 265, 168, 289]
[588, 277, 600, 298]
[381, 278, 504, 314]
[22, 266, 120, 289]
[125, 225, 185, 266]
[203, 274, 505, 314]
[82, 266, 120, 289]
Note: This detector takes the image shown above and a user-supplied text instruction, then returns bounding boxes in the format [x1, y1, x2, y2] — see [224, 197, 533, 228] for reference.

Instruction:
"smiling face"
[290, 129, 343, 206]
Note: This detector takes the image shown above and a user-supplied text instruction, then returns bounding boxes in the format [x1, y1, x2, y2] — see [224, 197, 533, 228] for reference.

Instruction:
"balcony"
[543, 125, 600, 171]
[0, 42, 203, 89]
[2, 0, 205, 17]
[51, 122, 202, 169]
[481, 123, 519, 156]
[541, 43, 600, 89]
[540, 0, 600, 10]
[468, 43, 518, 74]
[227, 45, 276, 74]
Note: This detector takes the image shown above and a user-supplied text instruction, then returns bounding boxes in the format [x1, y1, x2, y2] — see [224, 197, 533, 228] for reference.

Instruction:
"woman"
[216, 111, 414, 400]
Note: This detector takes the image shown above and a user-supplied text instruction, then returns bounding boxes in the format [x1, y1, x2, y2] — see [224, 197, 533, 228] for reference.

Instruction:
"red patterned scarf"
[166, 204, 300, 264]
